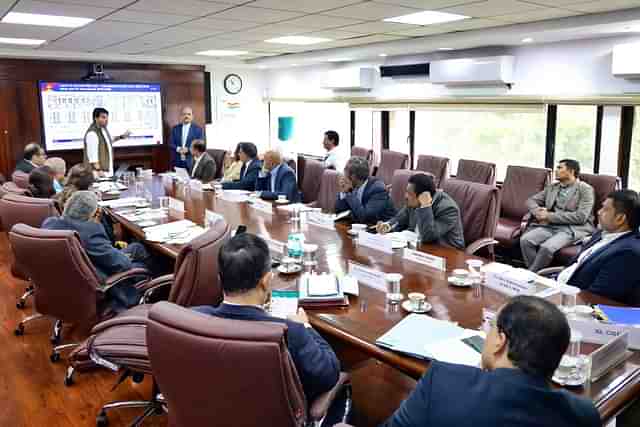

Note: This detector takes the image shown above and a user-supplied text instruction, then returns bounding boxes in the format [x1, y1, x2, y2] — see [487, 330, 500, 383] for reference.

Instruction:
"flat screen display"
[39, 81, 163, 151]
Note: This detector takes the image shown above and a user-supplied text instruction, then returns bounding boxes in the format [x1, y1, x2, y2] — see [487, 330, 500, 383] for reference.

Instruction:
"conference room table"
[108, 175, 640, 426]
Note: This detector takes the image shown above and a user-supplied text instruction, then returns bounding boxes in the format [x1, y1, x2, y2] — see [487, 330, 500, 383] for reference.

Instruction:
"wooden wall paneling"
[0, 81, 12, 178]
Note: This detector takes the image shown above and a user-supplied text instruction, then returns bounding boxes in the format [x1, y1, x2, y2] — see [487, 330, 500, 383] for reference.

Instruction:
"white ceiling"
[0, 0, 638, 65]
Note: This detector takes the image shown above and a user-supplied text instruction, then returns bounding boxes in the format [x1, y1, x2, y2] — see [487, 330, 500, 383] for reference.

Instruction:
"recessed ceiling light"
[196, 49, 248, 56]
[2, 12, 93, 28]
[379, 53, 388, 57]
[521, 37, 534, 43]
[291, 63, 299, 66]
[0, 37, 46, 46]
[438, 47, 454, 51]
[327, 58, 352, 62]
[258, 65, 267, 69]
[265, 36, 331, 45]
[384, 10, 468, 26]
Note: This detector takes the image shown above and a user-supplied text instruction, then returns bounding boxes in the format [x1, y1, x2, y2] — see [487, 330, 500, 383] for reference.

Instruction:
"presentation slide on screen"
[39, 82, 163, 151]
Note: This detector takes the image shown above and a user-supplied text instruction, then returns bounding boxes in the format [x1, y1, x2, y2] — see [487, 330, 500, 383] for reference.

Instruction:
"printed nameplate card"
[348, 261, 387, 292]
[403, 248, 446, 271]
[205, 210, 224, 228]
[357, 231, 393, 254]
[252, 199, 274, 215]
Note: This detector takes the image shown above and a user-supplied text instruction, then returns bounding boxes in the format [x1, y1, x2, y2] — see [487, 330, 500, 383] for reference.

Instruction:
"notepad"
[598, 305, 640, 325]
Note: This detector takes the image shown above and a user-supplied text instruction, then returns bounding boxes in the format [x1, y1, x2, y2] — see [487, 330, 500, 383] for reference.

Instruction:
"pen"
[591, 304, 609, 322]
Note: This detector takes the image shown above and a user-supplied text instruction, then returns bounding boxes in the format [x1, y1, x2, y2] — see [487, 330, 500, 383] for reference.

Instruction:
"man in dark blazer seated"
[381, 296, 601, 427]
[335, 156, 396, 224]
[222, 142, 262, 191]
[170, 107, 204, 170]
[193, 233, 340, 403]
[255, 150, 300, 202]
[376, 173, 465, 249]
[189, 139, 216, 183]
[557, 189, 640, 304]
[15, 143, 47, 174]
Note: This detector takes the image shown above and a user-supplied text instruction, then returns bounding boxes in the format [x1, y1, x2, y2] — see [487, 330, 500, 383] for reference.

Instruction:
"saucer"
[401, 299, 432, 313]
[448, 276, 474, 288]
[277, 264, 302, 275]
[275, 199, 289, 204]
[552, 374, 586, 387]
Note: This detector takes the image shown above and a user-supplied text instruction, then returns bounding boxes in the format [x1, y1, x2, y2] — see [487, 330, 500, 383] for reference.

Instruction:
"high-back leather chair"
[351, 146, 374, 164]
[0, 194, 60, 306]
[495, 166, 551, 249]
[377, 150, 409, 186]
[416, 155, 450, 188]
[441, 178, 500, 256]
[12, 170, 29, 189]
[390, 170, 421, 210]
[553, 173, 621, 265]
[206, 149, 227, 180]
[456, 159, 496, 186]
[313, 169, 340, 213]
[2, 181, 30, 196]
[300, 159, 326, 204]
[9, 224, 151, 360]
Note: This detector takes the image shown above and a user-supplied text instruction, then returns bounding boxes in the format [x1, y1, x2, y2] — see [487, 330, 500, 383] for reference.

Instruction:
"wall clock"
[223, 73, 242, 95]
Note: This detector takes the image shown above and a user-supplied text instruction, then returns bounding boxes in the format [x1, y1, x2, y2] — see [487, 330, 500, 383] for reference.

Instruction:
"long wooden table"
[109, 176, 640, 425]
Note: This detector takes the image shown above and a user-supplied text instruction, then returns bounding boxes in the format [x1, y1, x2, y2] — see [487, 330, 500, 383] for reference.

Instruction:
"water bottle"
[287, 232, 304, 261]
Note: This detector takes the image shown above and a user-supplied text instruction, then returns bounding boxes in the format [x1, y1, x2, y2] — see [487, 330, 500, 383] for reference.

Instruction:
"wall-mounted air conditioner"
[322, 67, 375, 91]
[430, 55, 515, 87]
[612, 43, 640, 78]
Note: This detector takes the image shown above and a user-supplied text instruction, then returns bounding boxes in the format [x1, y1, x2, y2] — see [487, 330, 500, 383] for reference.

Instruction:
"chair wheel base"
[16, 300, 25, 309]
[132, 372, 144, 384]
[50, 336, 60, 345]
[64, 375, 74, 387]
[96, 411, 109, 427]
[14, 324, 24, 336]
[50, 352, 60, 363]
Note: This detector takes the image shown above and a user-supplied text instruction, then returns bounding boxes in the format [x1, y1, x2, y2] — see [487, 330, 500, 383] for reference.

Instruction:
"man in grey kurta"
[520, 159, 595, 272]
[377, 173, 465, 250]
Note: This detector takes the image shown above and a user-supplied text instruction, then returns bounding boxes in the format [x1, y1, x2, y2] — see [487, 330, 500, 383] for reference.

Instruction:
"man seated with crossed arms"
[255, 150, 300, 202]
[376, 173, 465, 250]
[382, 296, 600, 427]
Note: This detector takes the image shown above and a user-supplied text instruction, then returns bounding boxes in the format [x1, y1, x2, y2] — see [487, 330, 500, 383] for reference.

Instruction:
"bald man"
[170, 106, 204, 170]
[255, 151, 300, 203]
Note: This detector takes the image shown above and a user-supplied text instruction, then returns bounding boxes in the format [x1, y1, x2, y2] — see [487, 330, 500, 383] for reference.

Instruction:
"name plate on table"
[251, 200, 274, 215]
[348, 261, 387, 292]
[205, 210, 224, 228]
[484, 268, 537, 297]
[189, 179, 203, 192]
[403, 248, 446, 271]
[569, 318, 640, 350]
[590, 332, 630, 382]
[357, 231, 393, 254]
[169, 197, 185, 219]
[306, 213, 336, 231]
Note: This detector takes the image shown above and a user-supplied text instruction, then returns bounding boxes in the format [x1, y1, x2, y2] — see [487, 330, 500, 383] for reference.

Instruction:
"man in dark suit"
[558, 190, 640, 304]
[170, 107, 204, 170]
[335, 156, 396, 224]
[15, 143, 46, 174]
[222, 142, 262, 191]
[256, 150, 300, 202]
[193, 233, 340, 403]
[189, 139, 216, 183]
[382, 296, 600, 427]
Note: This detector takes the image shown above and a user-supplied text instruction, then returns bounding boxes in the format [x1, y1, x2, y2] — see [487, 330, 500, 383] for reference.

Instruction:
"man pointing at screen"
[84, 107, 130, 177]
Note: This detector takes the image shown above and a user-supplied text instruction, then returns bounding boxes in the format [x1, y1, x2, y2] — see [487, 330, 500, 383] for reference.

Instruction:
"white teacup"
[408, 292, 427, 311]
[278, 194, 287, 202]
[351, 223, 367, 233]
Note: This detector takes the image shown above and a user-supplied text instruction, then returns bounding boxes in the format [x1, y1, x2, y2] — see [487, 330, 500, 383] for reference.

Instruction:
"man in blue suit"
[256, 150, 300, 203]
[222, 142, 262, 191]
[558, 190, 640, 304]
[170, 107, 204, 170]
[193, 233, 340, 403]
[382, 296, 600, 427]
[335, 156, 396, 224]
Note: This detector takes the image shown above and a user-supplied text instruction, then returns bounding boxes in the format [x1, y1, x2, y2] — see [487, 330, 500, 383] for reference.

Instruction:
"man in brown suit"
[84, 107, 130, 177]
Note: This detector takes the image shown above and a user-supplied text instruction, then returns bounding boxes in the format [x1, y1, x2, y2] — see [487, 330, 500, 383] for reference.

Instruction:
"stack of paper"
[144, 220, 206, 244]
[99, 197, 148, 209]
[298, 273, 349, 307]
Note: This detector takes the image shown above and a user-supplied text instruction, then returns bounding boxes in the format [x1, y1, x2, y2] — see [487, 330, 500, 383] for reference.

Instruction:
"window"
[554, 105, 597, 174]
[353, 110, 382, 165]
[628, 107, 640, 190]
[413, 105, 547, 181]
[388, 110, 410, 156]
[599, 106, 621, 176]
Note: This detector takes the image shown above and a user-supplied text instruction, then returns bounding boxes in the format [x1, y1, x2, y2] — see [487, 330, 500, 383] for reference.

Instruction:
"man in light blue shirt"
[255, 150, 300, 203]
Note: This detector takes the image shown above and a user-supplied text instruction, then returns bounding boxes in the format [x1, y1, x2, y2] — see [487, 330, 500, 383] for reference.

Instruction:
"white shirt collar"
[222, 301, 265, 310]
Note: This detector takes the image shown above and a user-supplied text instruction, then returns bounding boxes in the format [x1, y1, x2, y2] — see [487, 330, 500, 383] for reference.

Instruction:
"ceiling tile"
[324, 1, 423, 20]
[0, 22, 70, 39]
[567, 0, 640, 13]
[375, 0, 485, 8]
[41, 20, 162, 50]
[151, 37, 250, 54]
[106, 10, 193, 25]
[0, 0, 14, 16]
[338, 20, 422, 34]
[521, 0, 595, 5]
[245, 22, 315, 34]
[441, 0, 545, 18]
[12, 0, 114, 18]
[128, 0, 233, 17]
[207, 6, 305, 23]
[37, 0, 134, 8]
[276, 14, 365, 30]
[179, 16, 260, 31]
[322, 33, 407, 47]
[492, 7, 582, 23]
[234, 41, 308, 53]
[384, 17, 504, 35]
[131, 26, 214, 42]
[248, 0, 366, 13]
[305, 28, 364, 39]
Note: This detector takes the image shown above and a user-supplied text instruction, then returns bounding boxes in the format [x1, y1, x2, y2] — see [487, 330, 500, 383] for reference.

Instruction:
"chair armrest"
[103, 268, 152, 291]
[333, 424, 354, 427]
[89, 304, 152, 334]
[309, 372, 351, 421]
[520, 213, 532, 235]
[537, 266, 564, 277]
[140, 274, 175, 304]
[465, 238, 498, 256]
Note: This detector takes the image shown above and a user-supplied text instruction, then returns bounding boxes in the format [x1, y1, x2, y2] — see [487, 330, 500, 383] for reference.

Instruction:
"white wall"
[265, 35, 640, 100]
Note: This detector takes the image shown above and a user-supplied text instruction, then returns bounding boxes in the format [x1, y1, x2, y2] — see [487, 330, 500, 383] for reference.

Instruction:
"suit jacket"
[256, 163, 301, 203]
[192, 303, 340, 402]
[222, 159, 262, 191]
[42, 216, 132, 281]
[382, 361, 600, 427]
[15, 159, 35, 174]
[389, 191, 465, 250]
[335, 178, 396, 224]
[567, 230, 640, 304]
[170, 123, 204, 170]
[525, 180, 595, 238]
[190, 152, 217, 183]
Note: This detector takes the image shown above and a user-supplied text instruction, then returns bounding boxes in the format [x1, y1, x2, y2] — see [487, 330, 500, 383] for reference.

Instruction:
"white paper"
[251, 200, 273, 215]
[144, 220, 205, 244]
[98, 197, 147, 208]
[403, 248, 446, 271]
[357, 231, 393, 254]
[205, 210, 224, 228]
[424, 329, 485, 368]
[348, 261, 387, 292]
[270, 291, 299, 319]
[168, 197, 185, 212]
[277, 203, 312, 213]
[341, 275, 359, 296]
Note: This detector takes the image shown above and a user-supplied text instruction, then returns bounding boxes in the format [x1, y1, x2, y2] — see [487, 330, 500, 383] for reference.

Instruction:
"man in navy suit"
[335, 156, 396, 224]
[558, 190, 640, 304]
[382, 296, 600, 427]
[170, 107, 204, 170]
[193, 233, 340, 403]
[256, 150, 300, 202]
[222, 142, 262, 191]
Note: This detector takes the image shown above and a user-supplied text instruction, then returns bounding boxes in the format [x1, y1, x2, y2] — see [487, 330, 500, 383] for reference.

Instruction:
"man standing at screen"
[170, 107, 203, 171]
[84, 107, 130, 177]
